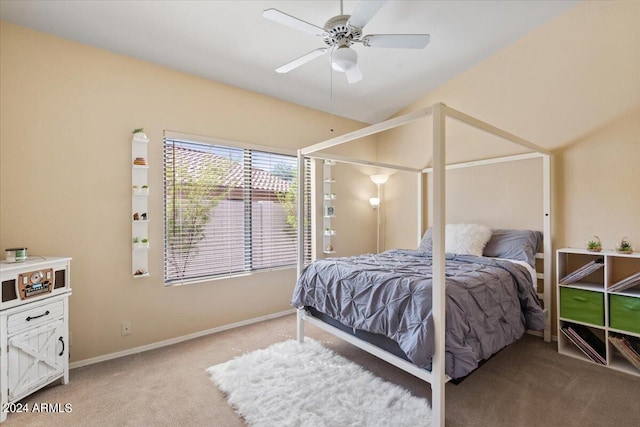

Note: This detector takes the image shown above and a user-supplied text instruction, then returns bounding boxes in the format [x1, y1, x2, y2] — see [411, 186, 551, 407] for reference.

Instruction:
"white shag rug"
[207, 338, 431, 427]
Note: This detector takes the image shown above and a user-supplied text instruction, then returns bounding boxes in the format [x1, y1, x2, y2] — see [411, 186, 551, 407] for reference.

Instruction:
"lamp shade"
[332, 47, 358, 72]
[370, 174, 389, 185]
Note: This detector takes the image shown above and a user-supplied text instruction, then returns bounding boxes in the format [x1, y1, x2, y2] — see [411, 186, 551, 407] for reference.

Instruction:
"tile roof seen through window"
[171, 145, 291, 193]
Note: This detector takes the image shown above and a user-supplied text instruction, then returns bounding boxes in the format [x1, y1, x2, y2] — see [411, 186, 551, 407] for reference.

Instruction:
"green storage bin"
[609, 295, 640, 334]
[560, 287, 604, 326]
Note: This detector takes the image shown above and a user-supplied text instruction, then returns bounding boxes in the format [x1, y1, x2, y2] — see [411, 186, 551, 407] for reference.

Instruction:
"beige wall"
[425, 158, 543, 231]
[0, 22, 376, 362]
[556, 106, 640, 250]
[376, 1, 640, 331]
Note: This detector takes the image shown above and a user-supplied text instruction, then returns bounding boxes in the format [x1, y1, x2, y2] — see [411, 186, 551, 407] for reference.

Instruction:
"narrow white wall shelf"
[322, 160, 336, 254]
[132, 130, 149, 278]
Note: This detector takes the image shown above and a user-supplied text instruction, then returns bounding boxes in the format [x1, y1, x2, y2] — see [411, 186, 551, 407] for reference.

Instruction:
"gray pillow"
[483, 229, 543, 266]
[418, 228, 433, 252]
[419, 228, 542, 267]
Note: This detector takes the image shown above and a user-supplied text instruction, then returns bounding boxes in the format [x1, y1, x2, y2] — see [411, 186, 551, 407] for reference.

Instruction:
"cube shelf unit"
[132, 132, 149, 278]
[322, 160, 336, 255]
[556, 248, 640, 376]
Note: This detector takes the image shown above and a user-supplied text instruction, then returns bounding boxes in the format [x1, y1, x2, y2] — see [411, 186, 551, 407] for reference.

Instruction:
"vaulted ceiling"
[0, 0, 578, 123]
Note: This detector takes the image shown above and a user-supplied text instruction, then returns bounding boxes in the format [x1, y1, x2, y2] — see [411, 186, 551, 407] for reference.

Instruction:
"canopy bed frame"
[295, 102, 551, 427]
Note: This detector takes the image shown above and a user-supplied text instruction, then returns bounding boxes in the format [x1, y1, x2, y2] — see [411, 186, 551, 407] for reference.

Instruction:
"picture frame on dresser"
[556, 248, 640, 377]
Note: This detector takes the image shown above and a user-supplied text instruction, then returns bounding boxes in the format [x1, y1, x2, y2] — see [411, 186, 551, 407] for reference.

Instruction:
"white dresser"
[0, 257, 72, 423]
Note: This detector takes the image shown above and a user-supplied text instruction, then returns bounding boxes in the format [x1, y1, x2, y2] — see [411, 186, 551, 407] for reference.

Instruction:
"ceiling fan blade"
[347, 0, 387, 29]
[263, 8, 325, 36]
[276, 48, 329, 73]
[345, 63, 363, 84]
[362, 34, 431, 49]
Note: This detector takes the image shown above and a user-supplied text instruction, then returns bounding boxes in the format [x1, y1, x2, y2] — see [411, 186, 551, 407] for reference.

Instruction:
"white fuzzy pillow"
[444, 223, 492, 256]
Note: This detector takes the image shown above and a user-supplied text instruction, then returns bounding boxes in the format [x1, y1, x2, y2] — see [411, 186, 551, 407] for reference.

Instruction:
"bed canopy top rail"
[301, 107, 432, 156]
[296, 102, 551, 427]
[422, 152, 544, 173]
[304, 152, 422, 173]
[444, 106, 550, 155]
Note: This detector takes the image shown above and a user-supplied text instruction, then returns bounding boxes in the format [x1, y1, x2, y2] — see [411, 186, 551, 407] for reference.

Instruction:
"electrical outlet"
[121, 321, 132, 336]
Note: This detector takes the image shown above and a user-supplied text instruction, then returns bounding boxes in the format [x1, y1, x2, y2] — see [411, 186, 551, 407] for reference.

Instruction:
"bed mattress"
[292, 249, 545, 379]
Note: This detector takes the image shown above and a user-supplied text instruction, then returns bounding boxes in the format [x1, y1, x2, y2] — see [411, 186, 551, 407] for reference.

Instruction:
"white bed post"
[417, 172, 424, 245]
[542, 154, 552, 342]
[431, 103, 447, 427]
[296, 150, 306, 344]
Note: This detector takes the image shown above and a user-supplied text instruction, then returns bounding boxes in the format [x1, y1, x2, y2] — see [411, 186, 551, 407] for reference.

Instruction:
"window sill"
[164, 265, 296, 287]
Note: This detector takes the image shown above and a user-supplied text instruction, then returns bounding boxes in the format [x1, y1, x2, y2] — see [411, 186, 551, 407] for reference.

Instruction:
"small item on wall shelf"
[616, 237, 633, 254]
[141, 213, 147, 220]
[132, 128, 148, 141]
[586, 235, 602, 252]
[133, 185, 149, 195]
[133, 212, 140, 221]
[325, 244, 334, 252]
[134, 269, 147, 276]
[133, 157, 147, 166]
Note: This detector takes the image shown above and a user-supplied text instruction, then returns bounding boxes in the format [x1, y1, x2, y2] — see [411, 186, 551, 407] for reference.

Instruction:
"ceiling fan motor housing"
[323, 15, 362, 46]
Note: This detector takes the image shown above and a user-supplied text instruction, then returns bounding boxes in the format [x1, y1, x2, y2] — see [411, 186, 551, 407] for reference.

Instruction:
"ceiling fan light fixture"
[331, 46, 358, 72]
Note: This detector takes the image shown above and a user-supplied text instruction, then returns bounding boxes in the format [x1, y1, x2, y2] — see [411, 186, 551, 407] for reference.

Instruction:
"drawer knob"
[26, 310, 50, 321]
[572, 296, 588, 302]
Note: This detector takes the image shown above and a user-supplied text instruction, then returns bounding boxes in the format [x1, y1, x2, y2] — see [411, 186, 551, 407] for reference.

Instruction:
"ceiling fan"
[263, 0, 430, 84]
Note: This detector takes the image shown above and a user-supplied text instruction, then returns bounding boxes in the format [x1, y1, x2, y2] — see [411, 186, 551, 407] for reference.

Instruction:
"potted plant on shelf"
[132, 127, 148, 142]
[132, 237, 141, 249]
[141, 184, 149, 195]
[141, 238, 149, 249]
[616, 237, 633, 254]
[586, 236, 602, 252]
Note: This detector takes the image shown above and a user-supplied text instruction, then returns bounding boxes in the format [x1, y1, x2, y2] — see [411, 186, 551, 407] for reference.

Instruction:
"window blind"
[164, 137, 311, 284]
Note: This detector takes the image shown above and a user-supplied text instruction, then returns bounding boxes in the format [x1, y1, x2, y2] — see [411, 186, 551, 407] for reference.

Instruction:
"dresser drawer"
[7, 299, 64, 334]
[610, 295, 640, 334]
[560, 287, 604, 326]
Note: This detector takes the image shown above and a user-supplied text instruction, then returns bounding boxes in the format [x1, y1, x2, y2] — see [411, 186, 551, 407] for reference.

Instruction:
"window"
[164, 136, 311, 284]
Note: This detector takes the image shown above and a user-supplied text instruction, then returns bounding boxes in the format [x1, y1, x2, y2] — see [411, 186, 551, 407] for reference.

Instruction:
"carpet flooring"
[3, 313, 640, 426]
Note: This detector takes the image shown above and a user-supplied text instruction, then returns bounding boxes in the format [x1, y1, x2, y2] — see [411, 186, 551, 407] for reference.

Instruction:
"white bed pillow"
[445, 223, 492, 256]
[419, 223, 492, 257]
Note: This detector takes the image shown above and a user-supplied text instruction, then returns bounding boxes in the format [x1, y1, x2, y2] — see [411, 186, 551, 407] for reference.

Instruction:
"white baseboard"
[70, 309, 295, 369]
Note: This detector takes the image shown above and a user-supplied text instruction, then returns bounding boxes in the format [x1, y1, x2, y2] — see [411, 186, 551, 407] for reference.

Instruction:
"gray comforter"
[291, 249, 545, 379]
